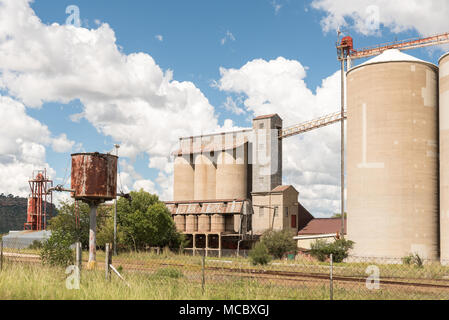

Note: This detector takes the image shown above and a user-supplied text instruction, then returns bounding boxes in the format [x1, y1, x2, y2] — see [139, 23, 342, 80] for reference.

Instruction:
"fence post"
[201, 251, 206, 295]
[105, 243, 111, 280]
[330, 253, 333, 300]
[75, 242, 82, 272]
[0, 238, 3, 272]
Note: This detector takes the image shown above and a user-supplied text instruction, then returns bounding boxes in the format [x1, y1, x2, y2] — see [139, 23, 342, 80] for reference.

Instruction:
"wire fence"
[2, 238, 449, 300]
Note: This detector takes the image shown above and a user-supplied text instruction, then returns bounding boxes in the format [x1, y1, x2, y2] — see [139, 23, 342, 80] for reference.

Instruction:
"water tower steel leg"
[88, 203, 97, 268]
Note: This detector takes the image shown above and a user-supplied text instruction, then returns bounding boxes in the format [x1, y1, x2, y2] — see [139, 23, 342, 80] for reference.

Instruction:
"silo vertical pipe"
[440, 52, 449, 264]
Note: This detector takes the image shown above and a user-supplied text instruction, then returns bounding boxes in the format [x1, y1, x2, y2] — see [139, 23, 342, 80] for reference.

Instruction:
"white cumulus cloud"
[311, 0, 449, 36]
[0, 0, 234, 199]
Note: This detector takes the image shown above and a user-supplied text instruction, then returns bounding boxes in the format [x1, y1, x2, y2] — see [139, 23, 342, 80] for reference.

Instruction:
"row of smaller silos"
[173, 214, 236, 233]
[174, 145, 248, 202]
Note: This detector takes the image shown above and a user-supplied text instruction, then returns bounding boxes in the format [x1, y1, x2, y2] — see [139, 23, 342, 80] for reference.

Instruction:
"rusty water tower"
[71, 152, 118, 268]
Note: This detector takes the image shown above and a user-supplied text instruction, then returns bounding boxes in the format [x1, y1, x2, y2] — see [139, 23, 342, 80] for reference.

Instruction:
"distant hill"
[0, 194, 57, 234]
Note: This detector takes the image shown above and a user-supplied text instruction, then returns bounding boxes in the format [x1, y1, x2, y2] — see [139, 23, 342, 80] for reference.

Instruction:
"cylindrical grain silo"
[174, 214, 186, 232]
[216, 145, 248, 200]
[211, 214, 225, 233]
[347, 49, 439, 260]
[194, 153, 216, 201]
[440, 52, 449, 264]
[174, 155, 194, 201]
[198, 215, 211, 232]
[185, 215, 198, 233]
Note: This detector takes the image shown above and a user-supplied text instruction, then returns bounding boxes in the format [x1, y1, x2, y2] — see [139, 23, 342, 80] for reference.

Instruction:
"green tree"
[331, 212, 347, 218]
[117, 189, 183, 251]
[260, 230, 297, 260]
[96, 214, 125, 249]
[48, 200, 110, 248]
[40, 230, 74, 267]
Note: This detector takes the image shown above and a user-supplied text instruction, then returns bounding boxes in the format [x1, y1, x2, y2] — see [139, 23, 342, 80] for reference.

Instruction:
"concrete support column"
[205, 234, 209, 257]
[218, 234, 222, 258]
[87, 203, 97, 269]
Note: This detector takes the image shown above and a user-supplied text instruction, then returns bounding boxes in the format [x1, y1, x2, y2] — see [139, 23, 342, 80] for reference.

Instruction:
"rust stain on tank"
[71, 152, 118, 201]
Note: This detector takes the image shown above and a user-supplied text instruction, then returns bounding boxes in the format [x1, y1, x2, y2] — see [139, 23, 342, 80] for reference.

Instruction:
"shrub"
[28, 240, 43, 250]
[154, 267, 184, 279]
[249, 242, 272, 266]
[260, 230, 297, 260]
[309, 238, 354, 263]
[402, 253, 424, 268]
[40, 231, 74, 267]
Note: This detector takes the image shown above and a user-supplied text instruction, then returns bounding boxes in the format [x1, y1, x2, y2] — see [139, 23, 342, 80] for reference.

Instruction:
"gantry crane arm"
[337, 31, 449, 61]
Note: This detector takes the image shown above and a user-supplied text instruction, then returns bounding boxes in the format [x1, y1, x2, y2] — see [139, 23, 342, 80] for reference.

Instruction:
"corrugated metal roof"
[165, 200, 244, 215]
[298, 218, 347, 235]
[272, 185, 293, 192]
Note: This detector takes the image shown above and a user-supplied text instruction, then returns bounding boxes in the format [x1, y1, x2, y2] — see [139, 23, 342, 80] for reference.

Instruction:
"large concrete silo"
[174, 155, 194, 201]
[440, 52, 449, 264]
[347, 49, 439, 260]
[215, 144, 248, 200]
[194, 153, 216, 201]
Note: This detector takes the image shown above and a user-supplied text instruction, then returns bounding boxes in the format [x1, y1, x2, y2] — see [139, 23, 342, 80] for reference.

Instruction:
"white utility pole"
[114, 144, 120, 256]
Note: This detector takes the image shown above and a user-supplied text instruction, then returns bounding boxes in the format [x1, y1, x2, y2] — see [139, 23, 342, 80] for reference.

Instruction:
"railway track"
[112, 259, 449, 290]
[6, 253, 449, 291]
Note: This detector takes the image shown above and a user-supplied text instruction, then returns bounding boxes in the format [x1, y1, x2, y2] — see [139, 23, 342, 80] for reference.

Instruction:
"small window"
[284, 207, 289, 218]
[259, 207, 264, 217]
[274, 206, 278, 217]
[259, 123, 264, 129]
[291, 215, 297, 228]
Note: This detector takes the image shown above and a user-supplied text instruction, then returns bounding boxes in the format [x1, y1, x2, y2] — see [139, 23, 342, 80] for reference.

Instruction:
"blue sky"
[2, 0, 449, 216]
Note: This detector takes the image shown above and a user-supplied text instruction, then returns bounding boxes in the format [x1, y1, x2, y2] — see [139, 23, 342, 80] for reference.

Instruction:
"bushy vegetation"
[47, 190, 184, 253]
[402, 253, 424, 268]
[309, 238, 354, 263]
[40, 230, 74, 267]
[260, 230, 297, 259]
[117, 190, 184, 251]
[28, 240, 43, 250]
[48, 201, 110, 248]
[153, 267, 184, 279]
[249, 242, 272, 266]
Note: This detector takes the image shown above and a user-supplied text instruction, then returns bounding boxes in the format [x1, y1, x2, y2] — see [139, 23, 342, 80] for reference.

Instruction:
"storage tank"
[216, 145, 248, 200]
[185, 215, 198, 233]
[194, 154, 216, 201]
[211, 214, 225, 233]
[174, 155, 194, 201]
[173, 214, 186, 232]
[198, 214, 211, 232]
[347, 49, 439, 260]
[71, 152, 118, 201]
[440, 52, 449, 264]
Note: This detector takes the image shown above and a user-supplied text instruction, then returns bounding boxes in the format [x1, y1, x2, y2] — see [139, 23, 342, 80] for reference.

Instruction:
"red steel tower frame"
[24, 169, 53, 231]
